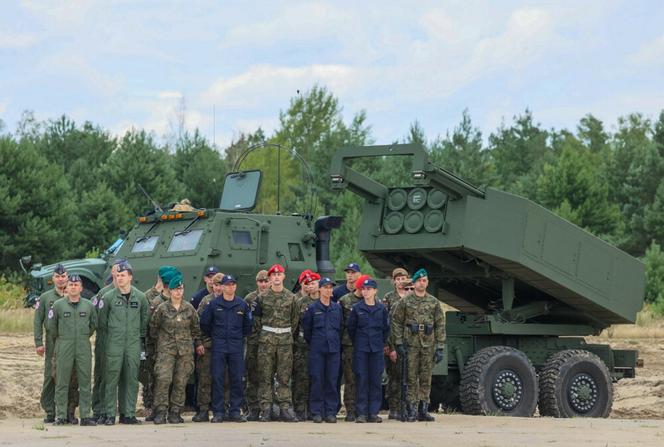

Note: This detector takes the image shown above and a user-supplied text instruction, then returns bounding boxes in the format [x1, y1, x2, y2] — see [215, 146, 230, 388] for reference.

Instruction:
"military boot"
[418, 401, 435, 422]
[280, 407, 299, 422]
[144, 408, 155, 422]
[67, 412, 79, 425]
[247, 408, 260, 421]
[406, 403, 417, 422]
[258, 408, 271, 422]
[388, 409, 399, 420]
[295, 409, 306, 422]
[123, 416, 142, 425]
[80, 417, 97, 426]
[192, 409, 210, 422]
[43, 415, 55, 423]
[344, 411, 356, 422]
[153, 411, 167, 425]
[53, 418, 67, 425]
[167, 410, 184, 424]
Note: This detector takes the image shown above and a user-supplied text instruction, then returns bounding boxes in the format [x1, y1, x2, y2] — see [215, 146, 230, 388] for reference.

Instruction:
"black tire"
[81, 277, 99, 300]
[538, 349, 613, 418]
[460, 346, 538, 417]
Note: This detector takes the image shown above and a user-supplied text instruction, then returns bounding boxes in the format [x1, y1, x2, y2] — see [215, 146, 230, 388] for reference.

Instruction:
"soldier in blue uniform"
[347, 278, 390, 423]
[199, 275, 252, 423]
[301, 277, 342, 423]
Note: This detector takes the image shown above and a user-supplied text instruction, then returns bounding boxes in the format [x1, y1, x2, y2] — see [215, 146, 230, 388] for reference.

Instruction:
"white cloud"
[0, 31, 39, 48]
[20, 0, 96, 26]
[629, 34, 664, 66]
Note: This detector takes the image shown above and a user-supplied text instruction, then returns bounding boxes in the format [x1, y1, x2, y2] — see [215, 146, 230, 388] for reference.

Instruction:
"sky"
[1, 0, 664, 148]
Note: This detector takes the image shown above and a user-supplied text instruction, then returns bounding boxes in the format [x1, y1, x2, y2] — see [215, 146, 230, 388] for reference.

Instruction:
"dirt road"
[0, 415, 662, 447]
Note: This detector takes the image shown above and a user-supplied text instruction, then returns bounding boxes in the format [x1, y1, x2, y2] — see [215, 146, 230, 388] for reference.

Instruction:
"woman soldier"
[149, 273, 205, 424]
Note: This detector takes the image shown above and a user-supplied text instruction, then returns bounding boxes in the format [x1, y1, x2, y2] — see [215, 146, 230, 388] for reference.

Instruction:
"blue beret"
[53, 264, 67, 275]
[116, 261, 133, 274]
[412, 268, 428, 282]
[168, 273, 183, 289]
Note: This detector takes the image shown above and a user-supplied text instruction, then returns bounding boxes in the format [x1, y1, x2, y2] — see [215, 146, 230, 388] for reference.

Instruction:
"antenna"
[137, 184, 164, 214]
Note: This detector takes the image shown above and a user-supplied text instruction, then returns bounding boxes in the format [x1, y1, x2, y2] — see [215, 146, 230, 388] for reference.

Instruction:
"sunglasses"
[404, 286, 414, 291]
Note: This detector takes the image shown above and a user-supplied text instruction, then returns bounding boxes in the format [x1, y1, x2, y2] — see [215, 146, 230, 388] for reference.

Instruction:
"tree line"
[1, 86, 663, 311]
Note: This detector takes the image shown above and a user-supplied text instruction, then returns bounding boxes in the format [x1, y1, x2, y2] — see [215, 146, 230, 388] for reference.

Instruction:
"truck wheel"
[460, 346, 538, 417]
[538, 350, 612, 418]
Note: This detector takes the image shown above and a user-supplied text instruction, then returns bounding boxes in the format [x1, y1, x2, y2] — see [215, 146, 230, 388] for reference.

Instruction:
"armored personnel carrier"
[330, 143, 645, 418]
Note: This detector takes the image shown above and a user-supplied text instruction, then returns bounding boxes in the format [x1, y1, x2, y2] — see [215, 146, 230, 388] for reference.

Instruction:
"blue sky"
[1, 0, 664, 147]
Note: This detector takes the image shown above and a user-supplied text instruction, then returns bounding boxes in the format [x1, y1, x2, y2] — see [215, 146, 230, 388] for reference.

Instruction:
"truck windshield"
[168, 229, 203, 252]
[131, 236, 158, 253]
[219, 170, 261, 211]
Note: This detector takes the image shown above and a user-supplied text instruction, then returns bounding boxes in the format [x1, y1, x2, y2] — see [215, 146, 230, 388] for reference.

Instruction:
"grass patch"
[32, 423, 45, 431]
[599, 304, 664, 339]
[0, 308, 33, 333]
[0, 275, 26, 310]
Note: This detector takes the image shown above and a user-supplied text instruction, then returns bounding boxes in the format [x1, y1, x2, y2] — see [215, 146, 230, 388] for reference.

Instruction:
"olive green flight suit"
[98, 286, 148, 418]
[48, 297, 97, 420]
[34, 288, 77, 417]
[92, 284, 113, 416]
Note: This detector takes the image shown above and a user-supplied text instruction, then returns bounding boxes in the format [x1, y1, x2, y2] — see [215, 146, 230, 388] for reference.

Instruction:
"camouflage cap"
[392, 267, 409, 279]
[255, 270, 268, 281]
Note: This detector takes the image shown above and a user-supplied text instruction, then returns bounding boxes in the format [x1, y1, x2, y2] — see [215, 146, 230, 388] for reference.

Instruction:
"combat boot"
[406, 403, 417, 422]
[167, 410, 184, 424]
[228, 413, 247, 423]
[324, 415, 337, 423]
[53, 418, 67, 425]
[80, 418, 97, 426]
[280, 407, 299, 422]
[104, 416, 116, 425]
[122, 416, 142, 425]
[417, 401, 435, 422]
[258, 408, 271, 422]
[312, 415, 323, 423]
[344, 411, 356, 422]
[210, 413, 224, 423]
[67, 412, 79, 425]
[43, 415, 55, 423]
[368, 415, 383, 423]
[192, 409, 210, 422]
[295, 409, 306, 421]
[153, 411, 167, 425]
[247, 408, 260, 421]
[388, 409, 399, 420]
[144, 409, 155, 422]
[96, 414, 107, 425]
[355, 415, 367, 423]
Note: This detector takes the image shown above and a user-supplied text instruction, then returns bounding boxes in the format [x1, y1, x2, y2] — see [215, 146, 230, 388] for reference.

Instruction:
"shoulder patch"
[47, 309, 54, 319]
[35, 300, 40, 310]
[92, 297, 98, 306]
[98, 300, 104, 309]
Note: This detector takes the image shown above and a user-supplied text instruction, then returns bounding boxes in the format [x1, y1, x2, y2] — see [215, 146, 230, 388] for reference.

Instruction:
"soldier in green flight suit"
[92, 260, 123, 423]
[98, 261, 149, 425]
[33, 264, 78, 423]
[48, 274, 98, 426]
[141, 266, 177, 422]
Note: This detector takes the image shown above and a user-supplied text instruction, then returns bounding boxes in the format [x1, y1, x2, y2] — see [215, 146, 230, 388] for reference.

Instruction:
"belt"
[263, 326, 292, 334]
[418, 324, 425, 332]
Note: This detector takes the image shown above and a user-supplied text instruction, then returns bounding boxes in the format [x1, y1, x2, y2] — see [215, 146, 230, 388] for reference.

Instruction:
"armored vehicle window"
[219, 170, 262, 211]
[168, 229, 203, 252]
[131, 236, 158, 253]
[232, 230, 253, 246]
[288, 243, 303, 261]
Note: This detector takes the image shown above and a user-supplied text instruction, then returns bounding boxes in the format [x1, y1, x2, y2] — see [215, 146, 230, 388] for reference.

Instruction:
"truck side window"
[131, 236, 159, 253]
[168, 230, 204, 252]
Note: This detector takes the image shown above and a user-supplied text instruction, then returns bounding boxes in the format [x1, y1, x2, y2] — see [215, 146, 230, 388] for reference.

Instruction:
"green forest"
[1, 86, 664, 312]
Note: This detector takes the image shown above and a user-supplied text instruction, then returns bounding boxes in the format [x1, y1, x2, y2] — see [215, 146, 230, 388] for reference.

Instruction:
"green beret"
[158, 265, 177, 282]
[168, 273, 183, 290]
[412, 268, 428, 282]
[162, 269, 180, 288]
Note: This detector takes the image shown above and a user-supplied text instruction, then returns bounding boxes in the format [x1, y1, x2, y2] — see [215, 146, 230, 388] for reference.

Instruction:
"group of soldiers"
[33, 259, 446, 426]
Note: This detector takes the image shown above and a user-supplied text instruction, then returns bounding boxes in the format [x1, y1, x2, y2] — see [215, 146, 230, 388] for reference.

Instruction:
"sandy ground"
[0, 333, 663, 445]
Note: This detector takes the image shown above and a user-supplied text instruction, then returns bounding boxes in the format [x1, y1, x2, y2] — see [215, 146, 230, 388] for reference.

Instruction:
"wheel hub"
[568, 373, 598, 413]
[492, 369, 523, 411]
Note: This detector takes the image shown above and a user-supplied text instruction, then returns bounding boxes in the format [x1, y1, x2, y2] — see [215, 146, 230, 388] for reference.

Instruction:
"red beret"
[302, 272, 321, 284]
[298, 269, 314, 284]
[268, 264, 285, 276]
[354, 274, 371, 290]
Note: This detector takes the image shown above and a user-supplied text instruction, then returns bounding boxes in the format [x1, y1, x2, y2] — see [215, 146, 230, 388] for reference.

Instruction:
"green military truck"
[329, 143, 645, 418]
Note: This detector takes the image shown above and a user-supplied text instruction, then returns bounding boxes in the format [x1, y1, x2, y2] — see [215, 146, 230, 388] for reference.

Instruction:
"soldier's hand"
[389, 350, 398, 363]
[383, 346, 390, 356]
[36, 346, 45, 356]
[433, 348, 444, 364]
[196, 345, 205, 356]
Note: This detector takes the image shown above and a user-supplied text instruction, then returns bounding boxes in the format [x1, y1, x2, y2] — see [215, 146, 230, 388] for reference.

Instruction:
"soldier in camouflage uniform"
[254, 264, 300, 422]
[191, 272, 224, 422]
[33, 264, 79, 424]
[381, 267, 410, 420]
[149, 273, 204, 424]
[243, 270, 270, 421]
[391, 269, 445, 422]
[141, 266, 177, 421]
[338, 274, 369, 421]
[293, 271, 320, 420]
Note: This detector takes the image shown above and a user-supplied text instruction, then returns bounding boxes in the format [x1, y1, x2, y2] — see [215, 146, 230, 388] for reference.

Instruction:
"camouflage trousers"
[341, 346, 356, 414]
[153, 350, 195, 412]
[196, 349, 212, 411]
[385, 353, 401, 411]
[292, 343, 309, 415]
[244, 341, 259, 412]
[258, 343, 293, 410]
[139, 341, 157, 410]
[406, 346, 434, 404]
[50, 346, 79, 417]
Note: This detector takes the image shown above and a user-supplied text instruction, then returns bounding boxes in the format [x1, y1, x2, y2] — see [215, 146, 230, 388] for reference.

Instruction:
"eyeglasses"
[404, 287, 414, 291]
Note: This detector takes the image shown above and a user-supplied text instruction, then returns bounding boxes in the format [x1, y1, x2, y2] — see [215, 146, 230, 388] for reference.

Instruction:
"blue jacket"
[302, 299, 342, 353]
[200, 296, 252, 353]
[347, 300, 390, 353]
[190, 287, 209, 309]
[332, 283, 350, 303]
